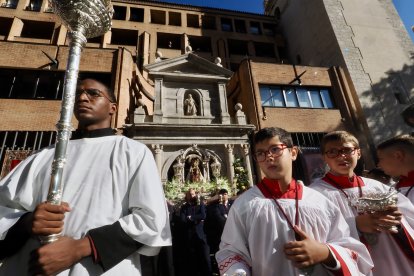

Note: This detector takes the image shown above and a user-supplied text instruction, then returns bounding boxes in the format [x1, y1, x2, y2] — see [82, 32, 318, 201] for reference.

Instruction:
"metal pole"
[39, 29, 86, 244]
[40, 0, 113, 244]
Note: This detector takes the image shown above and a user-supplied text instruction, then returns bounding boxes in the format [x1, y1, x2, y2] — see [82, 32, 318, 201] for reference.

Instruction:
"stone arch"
[161, 150, 184, 183]
[162, 145, 225, 184]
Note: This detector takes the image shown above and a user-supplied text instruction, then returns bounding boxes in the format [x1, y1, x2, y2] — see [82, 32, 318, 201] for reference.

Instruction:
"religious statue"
[186, 158, 204, 183]
[184, 94, 197, 116]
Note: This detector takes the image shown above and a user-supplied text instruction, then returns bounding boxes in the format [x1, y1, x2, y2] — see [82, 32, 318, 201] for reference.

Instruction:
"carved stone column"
[151, 144, 163, 175]
[153, 78, 163, 123]
[225, 144, 235, 185]
[242, 144, 254, 187]
[202, 157, 210, 182]
[218, 82, 231, 124]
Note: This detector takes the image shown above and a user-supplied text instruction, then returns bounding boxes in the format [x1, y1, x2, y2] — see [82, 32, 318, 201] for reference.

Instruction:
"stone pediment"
[145, 53, 233, 80]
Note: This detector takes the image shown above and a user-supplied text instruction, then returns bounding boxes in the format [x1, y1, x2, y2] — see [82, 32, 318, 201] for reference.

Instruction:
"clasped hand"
[284, 226, 334, 269]
[356, 206, 402, 234]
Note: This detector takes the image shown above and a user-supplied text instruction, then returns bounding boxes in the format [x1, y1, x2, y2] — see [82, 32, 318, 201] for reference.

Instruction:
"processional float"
[41, 0, 113, 244]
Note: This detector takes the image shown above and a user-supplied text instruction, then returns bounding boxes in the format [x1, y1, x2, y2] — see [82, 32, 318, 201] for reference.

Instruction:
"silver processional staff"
[41, 0, 113, 244]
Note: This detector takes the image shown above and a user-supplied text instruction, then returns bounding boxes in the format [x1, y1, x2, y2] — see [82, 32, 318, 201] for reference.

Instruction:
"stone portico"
[125, 53, 255, 190]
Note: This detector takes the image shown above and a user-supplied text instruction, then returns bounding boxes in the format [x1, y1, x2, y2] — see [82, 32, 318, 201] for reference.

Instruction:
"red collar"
[323, 172, 365, 189]
[397, 170, 414, 189]
[257, 178, 303, 199]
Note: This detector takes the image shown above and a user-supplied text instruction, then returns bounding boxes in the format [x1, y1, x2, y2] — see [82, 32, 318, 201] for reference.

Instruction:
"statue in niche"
[186, 158, 204, 183]
[184, 94, 197, 116]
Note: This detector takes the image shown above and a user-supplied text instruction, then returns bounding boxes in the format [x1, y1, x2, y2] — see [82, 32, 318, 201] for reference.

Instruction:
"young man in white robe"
[216, 127, 373, 276]
[376, 134, 414, 203]
[0, 79, 172, 275]
[311, 131, 414, 275]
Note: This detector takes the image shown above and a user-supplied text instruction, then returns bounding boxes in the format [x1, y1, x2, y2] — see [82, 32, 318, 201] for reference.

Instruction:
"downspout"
[246, 58, 261, 129]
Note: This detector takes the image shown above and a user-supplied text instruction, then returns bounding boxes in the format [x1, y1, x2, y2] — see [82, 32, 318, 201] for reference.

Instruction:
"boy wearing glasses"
[216, 127, 373, 276]
[311, 131, 414, 275]
[0, 79, 172, 275]
[377, 135, 414, 202]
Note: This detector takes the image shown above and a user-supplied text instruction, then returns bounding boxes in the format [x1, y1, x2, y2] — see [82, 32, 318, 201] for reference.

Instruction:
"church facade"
[0, 0, 410, 187]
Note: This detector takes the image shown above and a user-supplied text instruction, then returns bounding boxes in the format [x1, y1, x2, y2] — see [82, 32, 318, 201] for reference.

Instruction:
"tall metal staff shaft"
[41, 0, 113, 244]
[41, 29, 85, 244]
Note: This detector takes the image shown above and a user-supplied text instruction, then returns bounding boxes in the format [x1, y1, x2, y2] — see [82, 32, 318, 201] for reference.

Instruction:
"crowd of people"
[0, 77, 413, 276]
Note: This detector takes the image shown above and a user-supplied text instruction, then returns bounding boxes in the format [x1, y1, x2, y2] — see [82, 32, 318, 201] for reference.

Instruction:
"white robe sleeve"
[309, 179, 374, 275]
[0, 151, 48, 239]
[324, 203, 374, 275]
[215, 202, 252, 276]
[117, 146, 172, 256]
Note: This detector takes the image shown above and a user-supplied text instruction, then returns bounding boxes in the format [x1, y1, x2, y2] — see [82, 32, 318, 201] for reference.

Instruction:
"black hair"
[368, 168, 389, 178]
[104, 86, 116, 103]
[218, 189, 228, 195]
[366, 168, 391, 183]
[377, 134, 414, 154]
[253, 127, 293, 149]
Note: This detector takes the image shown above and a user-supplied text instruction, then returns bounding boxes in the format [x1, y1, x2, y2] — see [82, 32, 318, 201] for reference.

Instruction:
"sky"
[393, 0, 414, 42]
[160, 0, 414, 43]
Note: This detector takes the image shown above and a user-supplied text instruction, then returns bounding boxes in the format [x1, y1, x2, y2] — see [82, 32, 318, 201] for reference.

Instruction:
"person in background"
[180, 188, 211, 276]
[377, 134, 414, 202]
[205, 189, 233, 274]
[217, 127, 373, 275]
[363, 168, 393, 185]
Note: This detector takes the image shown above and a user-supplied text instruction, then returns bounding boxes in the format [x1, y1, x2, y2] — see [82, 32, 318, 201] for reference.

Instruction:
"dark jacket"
[205, 200, 233, 254]
[180, 202, 207, 240]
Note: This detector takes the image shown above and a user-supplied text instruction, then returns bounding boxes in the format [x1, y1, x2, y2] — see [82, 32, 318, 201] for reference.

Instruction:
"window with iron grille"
[0, 131, 57, 178]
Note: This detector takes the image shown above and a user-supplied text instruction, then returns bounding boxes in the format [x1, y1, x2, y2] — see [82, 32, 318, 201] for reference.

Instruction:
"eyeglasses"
[253, 144, 289, 162]
[324, 147, 358, 158]
[75, 88, 114, 103]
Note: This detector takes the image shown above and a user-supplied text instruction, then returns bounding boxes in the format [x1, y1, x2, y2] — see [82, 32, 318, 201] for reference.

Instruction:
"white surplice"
[0, 136, 172, 275]
[311, 177, 414, 276]
[398, 186, 414, 204]
[216, 183, 373, 276]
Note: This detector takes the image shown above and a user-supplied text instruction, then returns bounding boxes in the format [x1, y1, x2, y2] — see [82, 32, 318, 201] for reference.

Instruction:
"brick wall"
[0, 42, 58, 69]
[0, 99, 77, 131]
[229, 60, 346, 133]
[262, 107, 344, 132]
[0, 42, 117, 73]
[250, 61, 332, 86]
[57, 47, 117, 73]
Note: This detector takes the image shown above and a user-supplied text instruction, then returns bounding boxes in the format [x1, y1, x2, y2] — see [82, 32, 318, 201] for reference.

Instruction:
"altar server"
[0, 79, 171, 275]
[216, 127, 373, 276]
[311, 131, 414, 275]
